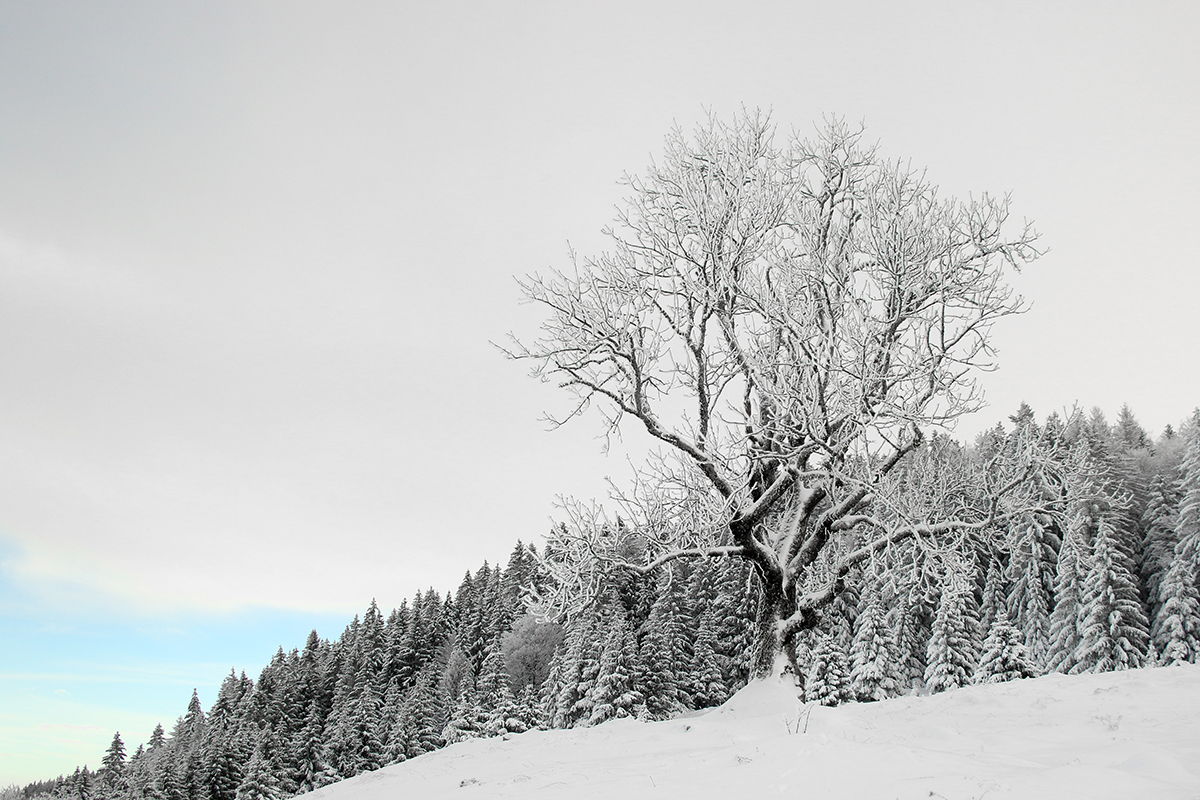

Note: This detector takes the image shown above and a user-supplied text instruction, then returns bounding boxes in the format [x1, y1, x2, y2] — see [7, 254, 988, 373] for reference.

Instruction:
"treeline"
[15, 403, 1200, 800]
[802, 403, 1200, 702]
[15, 543, 760, 800]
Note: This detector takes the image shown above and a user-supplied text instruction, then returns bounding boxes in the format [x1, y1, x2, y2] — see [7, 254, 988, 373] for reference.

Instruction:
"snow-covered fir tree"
[1073, 501, 1150, 672]
[975, 607, 1036, 683]
[1006, 514, 1058, 671]
[849, 593, 898, 701]
[1152, 414, 1200, 664]
[1048, 504, 1089, 673]
[690, 607, 728, 709]
[804, 635, 851, 706]
[924, 568, 982, 693]
[1140, 474, 1180, 624]
[588, 599, 643, 725]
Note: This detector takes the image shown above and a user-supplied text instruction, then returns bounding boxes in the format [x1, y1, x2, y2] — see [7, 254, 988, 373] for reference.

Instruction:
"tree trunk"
[749, 566, 805, 689]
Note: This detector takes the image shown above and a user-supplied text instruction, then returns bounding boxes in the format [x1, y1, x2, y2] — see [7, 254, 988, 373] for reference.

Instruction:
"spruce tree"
[474, 638, 511, 720]
[1006, 514, 1059, 671]
[1152, 557, 1200, 664]
[804, 636, 851, 707]
[513, 683, 543, 733]
[201, 732, 244, 800]
[558, 606, 602, 727]
[637, 594, 684, 720]
[924, 572, 981, 693]
[440, 687, 485, 744]
[402, 666, 445, 756]
[713, 560, 758, 689]
[689, 607, 728, 709]
[1153, 416, 1200, 666]
[538, 645, 565, 729]
[974, 607, 1036, 683]
[1074, 504, 1150, 672]
[234, 737, 280, 800]
[1141, 475, 1180, 623]
[148, 724, 166, 751]
[1048, 512, 1088, 673]
[849, 594, 898, 701]
[484, 683, 526, 736]
[978, 556, 1005, 634]
[101, 732, 126, 787]
[588, 601, 643, 725]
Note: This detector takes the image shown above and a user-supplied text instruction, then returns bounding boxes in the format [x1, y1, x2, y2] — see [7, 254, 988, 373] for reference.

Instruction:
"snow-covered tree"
[441, 687, 486, 745]
[1151, 557, 1200, 665]
[637, 587, 688, 720]
[804, 636, 851, 706]
[975, 607, 1035, 683]
[1073, 502, 1150, 672]
[588, 601, 643, 725]
[689, 607, 728, 708]
[101, 732, 126, 785]
[924, 570, 982, 693]
[235, 732, 283, 800]
[849, 593, 898, 701]
[1048, 506, 1089, 673]
[513, 111, 1042, 680]
[1006, 514, 1058, 670]
[1140, 475, 1178, 623]
[1151, 418, 1200, 664]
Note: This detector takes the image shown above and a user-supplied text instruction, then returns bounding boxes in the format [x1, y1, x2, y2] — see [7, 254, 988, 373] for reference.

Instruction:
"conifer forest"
[12, 404, 1200, 800]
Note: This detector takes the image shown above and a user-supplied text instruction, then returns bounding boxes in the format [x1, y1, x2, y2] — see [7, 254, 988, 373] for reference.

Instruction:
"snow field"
[307, 664, 1200, 799]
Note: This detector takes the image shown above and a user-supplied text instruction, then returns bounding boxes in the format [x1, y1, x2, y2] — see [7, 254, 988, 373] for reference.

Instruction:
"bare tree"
[508, 112, 1043, 679]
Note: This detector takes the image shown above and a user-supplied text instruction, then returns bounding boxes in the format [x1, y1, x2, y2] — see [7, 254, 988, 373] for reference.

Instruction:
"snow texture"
[303, 664, 1200, 799]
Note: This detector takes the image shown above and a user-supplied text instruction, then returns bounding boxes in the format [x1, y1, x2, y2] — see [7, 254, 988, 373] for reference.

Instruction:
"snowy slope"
[308, 665, 1200, 799]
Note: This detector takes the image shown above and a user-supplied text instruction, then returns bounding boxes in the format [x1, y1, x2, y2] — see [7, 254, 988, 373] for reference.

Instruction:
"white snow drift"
[307, 664, 1200, 799]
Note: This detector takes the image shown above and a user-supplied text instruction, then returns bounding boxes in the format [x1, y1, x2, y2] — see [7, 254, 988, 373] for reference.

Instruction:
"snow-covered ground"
[310, 665, 1200, 799]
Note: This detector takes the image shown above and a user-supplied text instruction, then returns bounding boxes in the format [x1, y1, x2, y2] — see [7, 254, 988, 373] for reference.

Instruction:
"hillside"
[306, 665, 1200, 800]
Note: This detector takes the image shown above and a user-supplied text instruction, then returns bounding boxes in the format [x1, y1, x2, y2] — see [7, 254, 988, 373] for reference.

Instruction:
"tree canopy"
[511, 112, 1044, 675]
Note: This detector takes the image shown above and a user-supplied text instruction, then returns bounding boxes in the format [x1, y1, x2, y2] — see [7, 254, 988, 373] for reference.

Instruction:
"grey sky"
[1, 0, 1198, 619]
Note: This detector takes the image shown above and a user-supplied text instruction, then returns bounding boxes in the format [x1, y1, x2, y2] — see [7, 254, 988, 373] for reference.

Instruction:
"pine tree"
[513, 683, 543, 733]
[148, 724, 166, 751]
[441, 687, 486, 744]
[588, 601, 643, 725]
[1048, 511, 1088, 673]
[234, 735, 280, 800]
[974, 607, 1036, 683]
[804, 636, 851, 707]
[978, 557, 1005, 634]
[1114, 404, 1149, 451]
[689, 607, 728, 709]
[438, 646, 475, 709]
[401, 666, 445, 756]
[1174, 409, 1200, 580]
[1074, 503, 1150, 672]
[1006, 514, 1059, 671]
[1150, 556, 1200, 665]
[849, 593, 898, 701]
[290, 699, 334, 790]
[553, 606, 601, 728]
[1141, 474, 1180, 623]
[637, 584, 688, 720]
[713, 560, 758, 690]
[924, 572, 981, 693]
[502, 541, 536, 625]
[101, 732, 126, 786]
[883, 552, 931, 690]
[202, 730, 245, 800]
[474, 639, 511, 720]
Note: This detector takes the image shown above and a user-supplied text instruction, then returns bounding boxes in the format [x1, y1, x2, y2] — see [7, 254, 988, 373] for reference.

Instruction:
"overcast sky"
[2, 0, 1198, 784]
